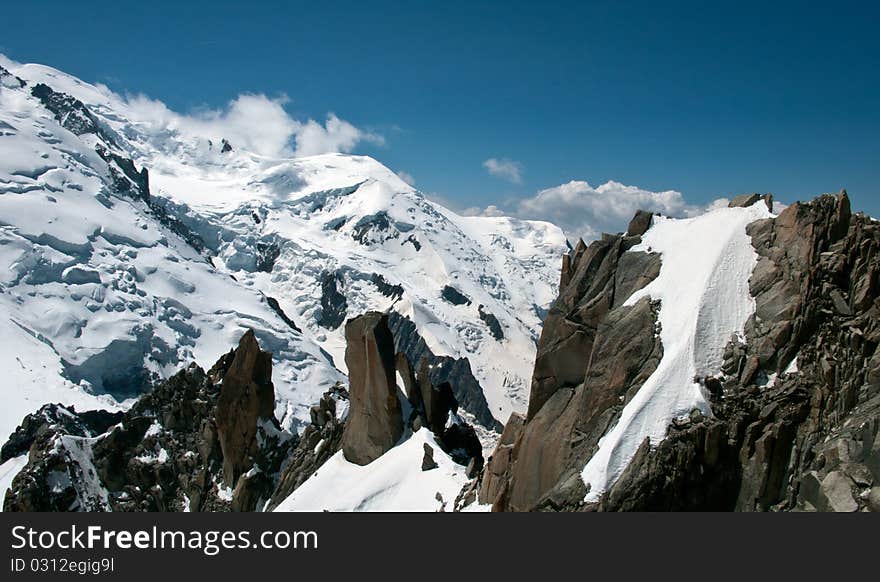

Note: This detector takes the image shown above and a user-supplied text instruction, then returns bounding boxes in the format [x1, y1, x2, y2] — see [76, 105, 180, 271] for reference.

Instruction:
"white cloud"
[122, 92, 380, 158]
[516, 180, 694, 240]
[483, 158, 523, 184]
[465, 179, 725, 242]
[396, 170, 416, 186]
[461, 204, 506, 217]
[293, 113, 384, 157]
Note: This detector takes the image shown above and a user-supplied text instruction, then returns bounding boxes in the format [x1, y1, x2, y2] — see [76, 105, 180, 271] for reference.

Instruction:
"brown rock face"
[528, 230, 660, 420]
[502, 295, 662, 511]
[214, 329, 276, 487]
[341, 312, 404, 465]
[478, 412, 525, 507]
[481, 193, 880, 512]
[476, 213, 663, 511]
[727, 192, 774, 211]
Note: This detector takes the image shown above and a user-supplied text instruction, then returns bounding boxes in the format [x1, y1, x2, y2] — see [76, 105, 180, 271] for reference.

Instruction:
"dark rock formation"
[264, 385, 349, 511]
[0, 65, 26, 87]
[372, 273, 404, 300]
[220, 138, 234, 153]
[441, 418, 483, 470]
[478, 305, 504, 340]
[441, 285, 471, 306]
[527, 229, 660, 420]
[422, 443, 438, 471]
[318, 271, 348, 329]
[318, 271, 348, 330]
[415, 360, 457, 435]
[387, 312, 501, 431]
[1, 406, 123, 464]
[403, 234, 421, 251]
[265, 296, 302, 332]
[31, 83, 110, 141]
[255, 240, 281, 273]
[214, 330, 276, 487]
[479, 193, 880, 512]
[351, 211, 402, 245]
[341, 312, 403, 465]
[4, 331, 295, 512]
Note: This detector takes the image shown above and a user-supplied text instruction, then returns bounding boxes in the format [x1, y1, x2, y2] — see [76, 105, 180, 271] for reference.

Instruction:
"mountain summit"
[0, 58, 565, 449]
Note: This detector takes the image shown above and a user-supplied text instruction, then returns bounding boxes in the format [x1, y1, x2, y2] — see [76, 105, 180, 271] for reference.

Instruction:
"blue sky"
[2, 0, 878, 232]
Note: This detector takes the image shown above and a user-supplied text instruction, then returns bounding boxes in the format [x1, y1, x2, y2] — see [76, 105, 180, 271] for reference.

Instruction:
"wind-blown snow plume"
[116, 91, 381, 158]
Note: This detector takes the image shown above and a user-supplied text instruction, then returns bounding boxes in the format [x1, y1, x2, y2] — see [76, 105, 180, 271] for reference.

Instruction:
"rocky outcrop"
[318, 271, 348, 329]
[214, 330, 276, 487]
[527, 230, 661, 420]
[341, 312, 403, 464]
[4, 331, 294, 512]
[478, 305, 504, 340]
[264, 385, 349, 511]
[0, 406, 123, 464]
[626, 210, 653, 237]
[422, 443, 438, 471]
[477, 192, 880, 512]
[474, 222, 663, 510]
[31, 83, 111, 141]
[729, 193, 773, 211]
[441, 285, 471, 306]
[388, 312, 501, 431]
[478, 412, 525, 507]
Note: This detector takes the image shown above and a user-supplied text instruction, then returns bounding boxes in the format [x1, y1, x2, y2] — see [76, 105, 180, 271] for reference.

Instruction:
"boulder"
[626, 209, 653, 236]
[728, 193, 763, 208]
[422, 443, 438, 471]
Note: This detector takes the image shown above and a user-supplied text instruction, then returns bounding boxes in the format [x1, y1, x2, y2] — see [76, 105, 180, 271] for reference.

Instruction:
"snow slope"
[0, 57, 564, 448]
[581, 203, 773, 501]
[0, 455, 27, 511]
[274, 429, 469, 512]
[0, 60, 343, 438]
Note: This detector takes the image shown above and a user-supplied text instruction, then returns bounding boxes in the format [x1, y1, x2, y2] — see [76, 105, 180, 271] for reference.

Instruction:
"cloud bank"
[466, 179, 725, 242]
[483, 158, 523, 184]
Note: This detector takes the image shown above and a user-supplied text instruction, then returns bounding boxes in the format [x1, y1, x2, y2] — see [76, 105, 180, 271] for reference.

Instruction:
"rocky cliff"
[4, 331, 295, 511]
[477, 192, 880, 512]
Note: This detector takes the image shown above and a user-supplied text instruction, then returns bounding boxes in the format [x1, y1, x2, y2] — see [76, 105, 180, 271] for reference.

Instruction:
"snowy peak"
[0, 57, 566, 451]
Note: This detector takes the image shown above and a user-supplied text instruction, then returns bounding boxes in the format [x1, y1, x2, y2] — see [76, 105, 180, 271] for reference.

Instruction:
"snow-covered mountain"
[0, 58, 566, 446]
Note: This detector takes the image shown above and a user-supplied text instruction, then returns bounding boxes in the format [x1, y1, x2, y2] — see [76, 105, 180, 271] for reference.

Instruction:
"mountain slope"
[0, 58, 565, 447]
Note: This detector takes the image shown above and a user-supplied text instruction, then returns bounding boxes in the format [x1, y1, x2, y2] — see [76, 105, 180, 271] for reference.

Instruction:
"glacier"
[0, 57, 566, 447]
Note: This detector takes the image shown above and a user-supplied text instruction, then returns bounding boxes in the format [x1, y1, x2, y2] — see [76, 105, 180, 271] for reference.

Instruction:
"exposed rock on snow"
[264, 384, 348, 511]
[274, 429, 469, 512]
